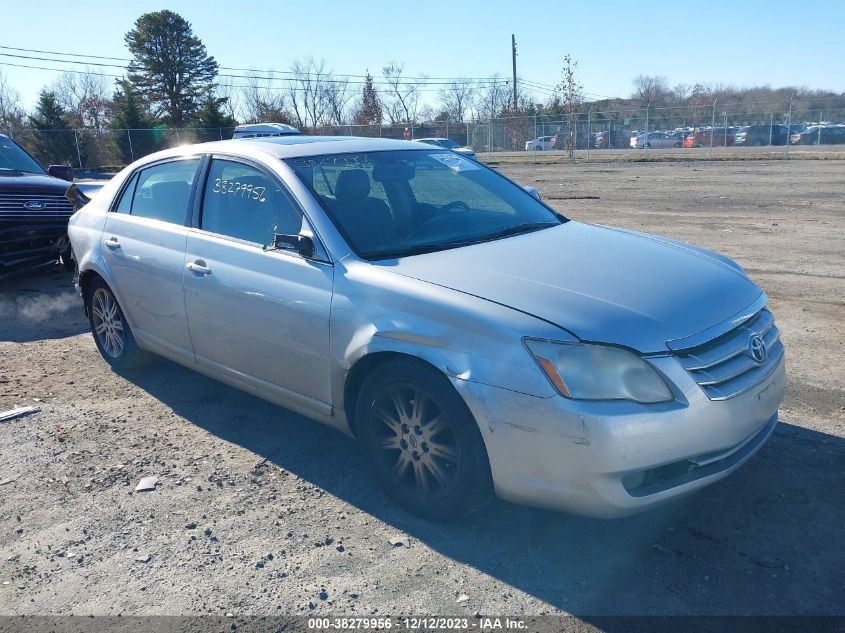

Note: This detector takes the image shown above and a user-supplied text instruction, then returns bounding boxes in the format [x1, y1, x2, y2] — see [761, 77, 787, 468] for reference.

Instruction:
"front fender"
[329, 260, 569, 431]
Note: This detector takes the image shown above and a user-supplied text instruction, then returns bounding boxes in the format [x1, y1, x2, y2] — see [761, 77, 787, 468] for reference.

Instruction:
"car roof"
[135, 136, 432, 165]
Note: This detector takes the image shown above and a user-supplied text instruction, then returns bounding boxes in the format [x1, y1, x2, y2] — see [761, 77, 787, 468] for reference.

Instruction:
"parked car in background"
[683, 128, 736, 148]
[0, 134, 76, 279]
[525, 136, 555, 151]
[232, 123, 301, 139]
[595, 129, 630, 149]
[734, 125, 790, 146]
[551, 131, 593, 150]
[415, 138, 476, 159]
[790, 125, 845, 145]
[630, 131, 683, 149]
[69, 135, 785, 521]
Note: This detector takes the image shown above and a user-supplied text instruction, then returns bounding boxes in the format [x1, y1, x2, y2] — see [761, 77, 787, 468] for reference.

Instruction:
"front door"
[182, 158, 334, 405]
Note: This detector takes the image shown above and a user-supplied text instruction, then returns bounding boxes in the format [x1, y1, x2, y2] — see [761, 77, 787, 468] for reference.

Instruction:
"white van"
[232, 123, 301, 139]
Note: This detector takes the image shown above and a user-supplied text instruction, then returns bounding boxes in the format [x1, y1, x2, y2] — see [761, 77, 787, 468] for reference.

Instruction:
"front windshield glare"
[287, 150, 563, 259]
[0, 138, 46, 174]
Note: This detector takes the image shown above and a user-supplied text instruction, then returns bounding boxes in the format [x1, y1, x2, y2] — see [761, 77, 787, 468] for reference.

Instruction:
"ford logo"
[23, 200, 47, 211]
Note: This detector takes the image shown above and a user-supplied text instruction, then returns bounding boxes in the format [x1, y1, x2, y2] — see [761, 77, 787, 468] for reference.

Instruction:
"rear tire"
[356, 359, 491, 522]
[85, 278, 148, 371]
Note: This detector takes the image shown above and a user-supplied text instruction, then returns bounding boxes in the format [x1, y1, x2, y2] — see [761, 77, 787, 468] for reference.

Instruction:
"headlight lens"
[524, 339, 673, 403]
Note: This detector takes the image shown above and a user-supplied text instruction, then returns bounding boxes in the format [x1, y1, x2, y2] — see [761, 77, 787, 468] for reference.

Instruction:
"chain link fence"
[464, 98, 845, 155]
[6, 96, 844, 172]
[4, 127, 235, 173]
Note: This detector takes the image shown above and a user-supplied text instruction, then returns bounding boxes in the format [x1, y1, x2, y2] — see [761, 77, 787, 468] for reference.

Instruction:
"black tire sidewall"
[356, 360, 490, 521]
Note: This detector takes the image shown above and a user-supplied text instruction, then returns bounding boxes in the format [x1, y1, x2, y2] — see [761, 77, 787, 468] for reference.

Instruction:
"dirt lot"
[0, 160, 843, 618]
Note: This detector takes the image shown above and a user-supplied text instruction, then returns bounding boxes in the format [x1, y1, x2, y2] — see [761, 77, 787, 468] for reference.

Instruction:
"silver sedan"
[68, 137, 785, 520]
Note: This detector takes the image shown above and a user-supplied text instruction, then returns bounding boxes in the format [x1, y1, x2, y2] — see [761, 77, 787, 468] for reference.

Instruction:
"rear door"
[101, 157, 201, 359]
[182, 156, 334, 405]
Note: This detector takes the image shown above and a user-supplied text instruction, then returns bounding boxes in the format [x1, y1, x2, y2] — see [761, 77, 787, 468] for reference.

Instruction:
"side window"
[114, 172, 139, 214]
[200, 159, 303, 245]
[127, 159, 200, 224]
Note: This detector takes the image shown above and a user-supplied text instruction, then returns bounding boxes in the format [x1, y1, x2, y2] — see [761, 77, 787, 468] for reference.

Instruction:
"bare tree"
[555, 55, 583, 157]
[0, 69, 25, 130]
[475, 74, 510, 120]
[288, 57, 332, 129]
[381, 62, 423, 124]
[216, 81, 242, 123]
[241, 70, 291, 124]
[438, 79, 476, 123]
[54, 69, 112, 128]
[632, 74, 669, 106]
[323, 77, 353, 126]
[687, 83, 713, 132]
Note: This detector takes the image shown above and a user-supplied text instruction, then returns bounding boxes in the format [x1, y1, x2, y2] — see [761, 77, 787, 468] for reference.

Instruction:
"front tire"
[356, 360, 490, 521]
[85, 279, 148, 370]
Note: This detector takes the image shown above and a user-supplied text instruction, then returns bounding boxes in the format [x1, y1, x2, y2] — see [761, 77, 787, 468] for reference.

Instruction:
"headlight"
[524, 339, 673, 403]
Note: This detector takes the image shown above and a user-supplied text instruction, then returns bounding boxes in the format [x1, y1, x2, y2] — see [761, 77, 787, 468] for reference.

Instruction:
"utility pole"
[511, 34, 518, 110]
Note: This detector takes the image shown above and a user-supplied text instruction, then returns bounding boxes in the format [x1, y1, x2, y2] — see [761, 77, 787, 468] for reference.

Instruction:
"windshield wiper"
[366, 222, 560, 260]
[367, 243, 456, 260]
[445, 221, 560, 246]
[0, 167, 24, 176]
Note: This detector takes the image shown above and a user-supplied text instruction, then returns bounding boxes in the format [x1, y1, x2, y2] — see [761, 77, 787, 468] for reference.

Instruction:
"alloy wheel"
[369, 383, 462, 501]
[90, 288, 124, 359]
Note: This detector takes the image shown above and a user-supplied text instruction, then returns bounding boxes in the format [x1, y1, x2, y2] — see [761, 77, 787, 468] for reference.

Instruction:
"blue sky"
[2, 0, 843, 110]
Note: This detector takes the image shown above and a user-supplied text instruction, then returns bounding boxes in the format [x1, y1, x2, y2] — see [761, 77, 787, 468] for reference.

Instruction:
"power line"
[0, 44, 524, 86]
[0, 51, 512, 88]
[0, 61, 523, 96]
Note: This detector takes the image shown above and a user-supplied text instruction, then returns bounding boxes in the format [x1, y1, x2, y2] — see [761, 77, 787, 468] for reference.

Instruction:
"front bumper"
[453, 352, 786, 518]
[0, 216, 72, 279]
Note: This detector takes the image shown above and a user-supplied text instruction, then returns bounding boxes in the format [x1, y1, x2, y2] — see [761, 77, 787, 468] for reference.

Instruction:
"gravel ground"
[0, 159, 843, 617]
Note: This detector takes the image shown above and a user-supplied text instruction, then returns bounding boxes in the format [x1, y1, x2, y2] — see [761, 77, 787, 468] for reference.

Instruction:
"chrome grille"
[0, 192, 74, 217]
[676, 307, 784, 400]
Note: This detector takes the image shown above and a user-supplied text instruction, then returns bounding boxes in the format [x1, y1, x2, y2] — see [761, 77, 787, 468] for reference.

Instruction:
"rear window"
[113, 159, 200, 224]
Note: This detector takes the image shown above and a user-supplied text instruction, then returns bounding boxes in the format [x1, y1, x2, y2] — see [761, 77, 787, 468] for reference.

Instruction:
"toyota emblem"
[748, 333, 767, 363]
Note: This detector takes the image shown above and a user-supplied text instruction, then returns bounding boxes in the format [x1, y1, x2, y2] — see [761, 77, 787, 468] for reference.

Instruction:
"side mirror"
[296, 235, 315, 259]
[269, 233, 315, 259]
[48, 164, 75, 182]
[523, 185, 541, 201]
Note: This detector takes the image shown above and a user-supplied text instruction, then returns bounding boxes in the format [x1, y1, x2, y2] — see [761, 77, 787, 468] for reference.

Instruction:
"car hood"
[378, 221, 761, 352]
[0, 173, 70, 194]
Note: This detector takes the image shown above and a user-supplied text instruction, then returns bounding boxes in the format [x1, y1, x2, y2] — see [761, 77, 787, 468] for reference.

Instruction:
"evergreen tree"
[353, 72, 382, 126]
[28, 90, 77, 166]
[191, 94, 238, 139]
[125, 10, 218, 126]
[110, 79, 157, 164]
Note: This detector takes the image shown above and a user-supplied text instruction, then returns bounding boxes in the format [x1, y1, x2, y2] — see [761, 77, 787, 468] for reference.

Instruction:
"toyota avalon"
[67, 136, 785, 520]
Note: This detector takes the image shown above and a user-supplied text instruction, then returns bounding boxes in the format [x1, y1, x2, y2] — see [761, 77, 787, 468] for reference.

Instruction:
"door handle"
[104, 237, 120, 250]
[186, 260, 212, 276]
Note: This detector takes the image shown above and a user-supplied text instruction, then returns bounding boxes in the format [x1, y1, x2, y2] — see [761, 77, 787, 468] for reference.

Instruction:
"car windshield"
[287, 149, 564, 260]
[0, 137, 45, 175]
[437, 139, 460, 149]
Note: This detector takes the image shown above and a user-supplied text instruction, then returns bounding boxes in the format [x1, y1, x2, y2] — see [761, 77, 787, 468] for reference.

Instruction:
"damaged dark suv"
[0, 134, 76, 279]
